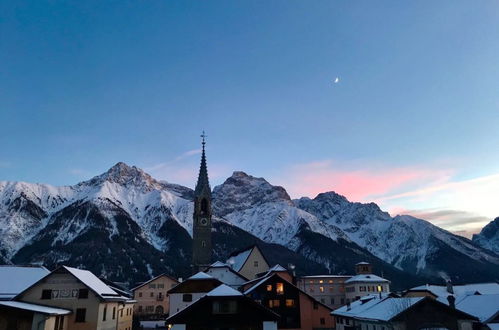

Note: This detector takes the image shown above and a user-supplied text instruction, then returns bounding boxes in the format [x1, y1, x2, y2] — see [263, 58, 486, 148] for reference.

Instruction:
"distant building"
[344, 273, 390, 302]
[131, 273, 179, 317]
[227, 245, 270, 280]
[0, 300, 71, 330]
[0, 265, 49, 300]
[203, 261, 249, 288]
[298, 275, 351, 309]
[404, 282, 499, 298]
[13, 265, 134, 330]
[332, 294, 477, 330]
[244, 273, 334, 330]
[166, 284, 279, 330]
[167, 272, 222, 315]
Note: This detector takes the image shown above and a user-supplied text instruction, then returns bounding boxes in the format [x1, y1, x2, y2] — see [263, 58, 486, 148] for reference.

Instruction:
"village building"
[203, 261, 249, 288]
[0, 300, 71, 330]
[166, 284, 279, 330]
[298, 275, 351, 309]
[167, 272, 222, 315]
[404, 282, 499, 298]
[244, 272, 334, 330]
[0, 265, 50, 301]
[13, 265, 135, 330]
[332, 294, 478, 330]
[454, 294, 499, 330]
[131, 273, 179, 317]
[227, 245, 271, 280]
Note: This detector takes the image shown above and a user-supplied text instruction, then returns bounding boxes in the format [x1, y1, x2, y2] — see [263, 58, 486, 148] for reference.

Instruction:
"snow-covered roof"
[188, 272, 213, 280]
[333, 295, 423, 321]
[300, 275, 353, 279]
[410, 283, 499, 297]
[206, 284, 243, 297]
[209, 261, 229, 268]
[0, 266, 49, 300]
[63, 266, 121, 299]
[268, 264, 287, 272]
[0, 301, 71, 315]
[227, 248, 252, 272]
[453, 294, 499, 322]
[345, 274, 389, 284]
[356, 262, 370, 265]
[487, 324, 499, 330]
[131, 273, 178, 291]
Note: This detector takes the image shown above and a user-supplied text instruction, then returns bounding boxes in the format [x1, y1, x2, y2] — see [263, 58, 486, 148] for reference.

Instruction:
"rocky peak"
[212, 171, 292, 216]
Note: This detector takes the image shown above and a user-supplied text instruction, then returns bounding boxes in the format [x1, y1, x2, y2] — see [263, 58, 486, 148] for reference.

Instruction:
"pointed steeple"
[195, 131, 211, 196]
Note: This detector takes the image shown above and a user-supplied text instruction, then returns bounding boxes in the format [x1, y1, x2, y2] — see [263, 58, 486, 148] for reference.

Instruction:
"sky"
[1, 1, 499, 238]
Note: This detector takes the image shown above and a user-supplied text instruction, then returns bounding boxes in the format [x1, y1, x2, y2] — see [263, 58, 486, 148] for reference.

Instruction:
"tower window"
[201, 199, 208, 215]
[201, 241, 206, 247]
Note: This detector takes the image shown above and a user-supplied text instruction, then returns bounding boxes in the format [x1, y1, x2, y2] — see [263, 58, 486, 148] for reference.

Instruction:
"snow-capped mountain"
[473, 218, 499, 254]
[295, 192, 499, 282]
[1, 163, 498, 287]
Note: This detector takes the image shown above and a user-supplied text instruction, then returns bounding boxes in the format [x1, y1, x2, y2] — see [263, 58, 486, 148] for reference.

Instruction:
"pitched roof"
[206, 284, 243, 297]
[227, 245, 270, 272]
[0, 265, 49, 300]
[409, 283, 499, 297]
[168, 274, 222, 294]
[0, 301, 71, 315]
[453, 294, 499, 323]
[189, 272, 213, 280]
[209, 261, 229, 268]
[345, 274, 390, 284]
[333, 296, 477, 322]
[203, 262, 250, 282]
[131, 273, 178, 291]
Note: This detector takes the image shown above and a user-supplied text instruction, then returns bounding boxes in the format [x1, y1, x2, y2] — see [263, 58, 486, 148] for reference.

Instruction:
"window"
[78, 288, 89, 299]
[138, 292, 142, 297]
[41, 289, 52, 300]
[341, 298, 345, 305]
[320, 298, 325, 303]
[150, 292, 154, 297]
[329, 287, 334, 292]
[319, 286, 324, 292]
[320, 318, 325, 325]
[112, 307, 116, 319]
[276, 283, 284, 295]
[319, 280, 324, 283]
[377, 285, 383, 292]
[75, 308, 86, 323]
[201, 241, 206, 247]
[266, 285, 272, 292]
[330, 298, 335, 305]
[120, 309, 123, 317]
[313, 302, 318, 310]
[182, 294, 193, 302]
[212, 300, 237, 314]
[157, 283, 164, 288]
[254, 261, 259, 267]
[360, 286, 366, 292]
[149, 284, 156, 289]
[309, 280, 314, 284]
[146, 306, 154, 312]
[54, 316, 64, 330]
[285, 299, 295, 307]
[138, 306, 143, 313]
[103, 306, 107, 321]
[201, 198, 208, 214]
[328, 280, 333, 284]
[268, 299, 280, 308]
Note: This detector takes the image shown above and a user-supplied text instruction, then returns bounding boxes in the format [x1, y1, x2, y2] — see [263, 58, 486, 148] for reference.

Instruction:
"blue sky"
[1, 1, 499, 236]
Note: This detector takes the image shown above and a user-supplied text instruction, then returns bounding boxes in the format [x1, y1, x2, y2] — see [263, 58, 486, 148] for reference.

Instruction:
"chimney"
[446, 280, 454, 294]
[447, 295, 456, 309]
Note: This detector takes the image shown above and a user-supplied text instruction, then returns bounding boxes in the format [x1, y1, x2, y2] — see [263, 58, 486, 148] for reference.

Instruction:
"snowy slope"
[473, 218, 499, 254]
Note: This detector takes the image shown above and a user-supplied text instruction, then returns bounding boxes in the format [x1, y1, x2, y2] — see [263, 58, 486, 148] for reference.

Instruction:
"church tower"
[192, 132, 213, 272]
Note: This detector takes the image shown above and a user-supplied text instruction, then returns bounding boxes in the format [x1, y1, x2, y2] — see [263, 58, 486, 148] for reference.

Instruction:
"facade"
[0, 265, 50, 300]
[244, 273, 334, 330]
[0, 300, 71, 330]
[344, 273, 390, 303]
[192, 133, 213, 272]
[203, 261, 249, 288]
[227, 245, 271, 280]
[166, 284, 279, 330]
[167, 272, 222, 315]
[297, 275, 351, 309]
[14, 266, 134, 330]
[132, 274, 178, 317]
[333, 295, 477, 330]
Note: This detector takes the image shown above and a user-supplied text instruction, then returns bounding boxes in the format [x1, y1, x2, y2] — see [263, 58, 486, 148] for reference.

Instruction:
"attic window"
[276, 283, 284, 295]
[183, 294, 193, 302]
[254, 261, 259, 267]
[266, 285, 272, 292]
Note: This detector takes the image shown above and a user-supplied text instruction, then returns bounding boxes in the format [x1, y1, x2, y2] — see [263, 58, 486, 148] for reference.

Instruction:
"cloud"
[275, 160, 451, 201]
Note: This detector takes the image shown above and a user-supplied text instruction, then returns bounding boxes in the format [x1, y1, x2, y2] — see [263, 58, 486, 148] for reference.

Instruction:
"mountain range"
[1, 162, 498, 289]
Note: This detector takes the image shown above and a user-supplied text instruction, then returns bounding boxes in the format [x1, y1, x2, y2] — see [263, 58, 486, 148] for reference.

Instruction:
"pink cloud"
[276, 160, 452, 201]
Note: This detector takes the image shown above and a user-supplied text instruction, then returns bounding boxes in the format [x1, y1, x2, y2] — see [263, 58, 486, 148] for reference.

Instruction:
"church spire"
[195, 131, 210, 196]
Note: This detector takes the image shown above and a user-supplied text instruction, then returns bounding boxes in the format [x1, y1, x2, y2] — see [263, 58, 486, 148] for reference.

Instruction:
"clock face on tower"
[200, 218, 209, 226]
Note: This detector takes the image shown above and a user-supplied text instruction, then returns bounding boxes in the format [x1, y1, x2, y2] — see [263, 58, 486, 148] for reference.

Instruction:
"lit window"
[377, 285, 382, 292]
[319, 286, 324, 293]
[266, 285, 272, 292]
[276, 283, 284, 295]
[319, 280, 324, 284]
[268, 299, 280, 308]
[328, 280, 333, 284]
[285, 299, 295, 307]
[309, 280, 314, 284]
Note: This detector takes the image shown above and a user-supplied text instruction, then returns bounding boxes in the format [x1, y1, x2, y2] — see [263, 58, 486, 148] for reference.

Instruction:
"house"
[453, 294, 499, 329]
[344, 262, 390, 304]
[0, 300, 71, 330]
[404, 282, 499, 298]
[131, 273, 178, 317]
[332, 294, 477, 330]
[13, 265, 135, 330]
[0, 265, 50, 300]
[227, 245, 270, 280]
[203, 261, 249, 288]
[166, 284, 279, 330]
[167, 272, 222, 315]
[298, 275, 351, 309]
[244, 273, 334, 330]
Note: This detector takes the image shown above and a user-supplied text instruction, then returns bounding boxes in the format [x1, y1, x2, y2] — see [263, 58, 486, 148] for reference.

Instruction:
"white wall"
[168, 292, 206, 315]
[205, 268, 245, 287]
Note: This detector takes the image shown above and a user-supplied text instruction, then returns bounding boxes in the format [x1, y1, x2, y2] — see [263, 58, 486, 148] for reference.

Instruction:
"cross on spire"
[195, 131, 210, 195]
